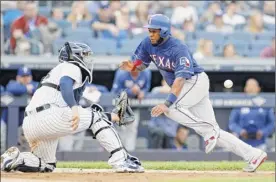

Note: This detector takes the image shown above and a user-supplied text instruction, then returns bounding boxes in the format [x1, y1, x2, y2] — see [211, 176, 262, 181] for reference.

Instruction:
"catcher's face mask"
[59, 42, 94, 83]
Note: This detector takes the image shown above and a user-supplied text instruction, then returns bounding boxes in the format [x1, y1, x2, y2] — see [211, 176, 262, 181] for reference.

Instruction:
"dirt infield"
[1, 169, 275, 182]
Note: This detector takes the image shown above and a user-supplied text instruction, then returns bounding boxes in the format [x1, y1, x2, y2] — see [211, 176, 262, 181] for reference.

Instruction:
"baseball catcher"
[1, 42, 144, 173]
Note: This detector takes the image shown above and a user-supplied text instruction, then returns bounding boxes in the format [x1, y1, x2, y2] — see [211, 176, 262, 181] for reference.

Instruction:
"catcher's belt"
[24, 104, 51, 117]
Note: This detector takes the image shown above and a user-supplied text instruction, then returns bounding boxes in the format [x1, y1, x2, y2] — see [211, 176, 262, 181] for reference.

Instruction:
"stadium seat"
[255, 32, 275, 41]
[194, 31, 225, 45]
[51, 20, 72, 30]
[63, 27, 94, 39]
[88, 38, 118, 55]
[264, 23, 275, 32]
[77, 21, 92, 28]
[184, 31, 195, 41]
[118, 38, 141, 55]
[185, 41, 197, 54]
[226, 32, 254, 43]
[39, 7, 51, 17]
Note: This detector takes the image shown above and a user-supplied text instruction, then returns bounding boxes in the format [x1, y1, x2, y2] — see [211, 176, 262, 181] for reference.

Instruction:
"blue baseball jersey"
[111, 69, 151, 98]
[131, 37, 204, 86]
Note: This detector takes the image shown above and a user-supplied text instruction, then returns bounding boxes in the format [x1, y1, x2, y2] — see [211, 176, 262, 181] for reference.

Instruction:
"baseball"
[224, 79, 233, 88]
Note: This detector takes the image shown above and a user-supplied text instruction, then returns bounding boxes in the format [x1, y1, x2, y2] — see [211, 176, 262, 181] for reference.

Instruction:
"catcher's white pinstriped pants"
[165, 72, 257, 161]
[22, 105, 127, 164]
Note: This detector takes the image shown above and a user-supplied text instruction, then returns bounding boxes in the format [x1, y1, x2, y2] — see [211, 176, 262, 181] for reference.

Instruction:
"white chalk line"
[53, 168, 274, 174]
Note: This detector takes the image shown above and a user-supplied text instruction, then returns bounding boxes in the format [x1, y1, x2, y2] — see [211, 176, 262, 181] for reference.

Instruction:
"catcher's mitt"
[112, 91, 135, 126]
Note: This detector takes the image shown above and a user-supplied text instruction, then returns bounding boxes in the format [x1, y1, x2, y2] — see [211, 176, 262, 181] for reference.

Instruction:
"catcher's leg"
[1, 140, 58, 173]
[90, 111, 144, 173]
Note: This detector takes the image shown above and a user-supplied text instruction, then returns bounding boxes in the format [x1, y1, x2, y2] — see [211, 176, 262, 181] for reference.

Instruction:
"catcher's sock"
[91, 119, 127, 166]
[216, 129, 255, 162]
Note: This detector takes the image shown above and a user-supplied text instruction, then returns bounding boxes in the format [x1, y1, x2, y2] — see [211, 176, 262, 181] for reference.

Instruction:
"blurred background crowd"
[0, 1, 275, 154]
[1, 1, 275, 58]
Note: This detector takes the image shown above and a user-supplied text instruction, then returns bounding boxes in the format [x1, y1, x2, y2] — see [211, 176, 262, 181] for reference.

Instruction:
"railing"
[1, 93, 275, 149]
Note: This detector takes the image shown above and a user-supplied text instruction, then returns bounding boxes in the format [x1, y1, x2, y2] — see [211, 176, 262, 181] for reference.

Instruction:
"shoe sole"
[243, 152, 268, 172]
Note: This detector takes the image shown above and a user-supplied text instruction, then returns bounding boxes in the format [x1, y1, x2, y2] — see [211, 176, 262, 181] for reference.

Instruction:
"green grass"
[57, 161, 275, 171]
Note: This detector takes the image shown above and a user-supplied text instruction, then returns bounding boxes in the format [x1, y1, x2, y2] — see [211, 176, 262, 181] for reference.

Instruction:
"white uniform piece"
[21, 62, 127, 166]
[165, 72, 262, 162]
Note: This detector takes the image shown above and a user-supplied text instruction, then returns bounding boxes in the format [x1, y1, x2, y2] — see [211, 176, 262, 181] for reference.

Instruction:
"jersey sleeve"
[174, 46, 195, 79]
[60, 63, 82, 84]
[131, 38, 152, 67]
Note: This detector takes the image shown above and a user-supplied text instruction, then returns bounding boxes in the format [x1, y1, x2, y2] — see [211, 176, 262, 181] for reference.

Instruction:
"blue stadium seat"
[255, 32, 275, 41]
[184, 31, 195, 41]
[185, 41, 197, 54]
[250, 42, 269, 51]
[77, 21, 92, 28]
[131, 32, 148, 40]
[63, 27, 94, 39]
[226, 32, 254, 42]
[118, 38, 141, 55]
[194, 31, 225, 44]
[264, 24, 275, 32]
[39, 7, 51, 17]
[51, 20, 72, 30]
[243, 49, 262, 57]
[88, 38, 118, 55]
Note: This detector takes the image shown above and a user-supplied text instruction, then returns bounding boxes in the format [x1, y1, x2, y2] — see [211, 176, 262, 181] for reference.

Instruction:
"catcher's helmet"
[58, 42, 94, 83]
[144, 14, 171, 39]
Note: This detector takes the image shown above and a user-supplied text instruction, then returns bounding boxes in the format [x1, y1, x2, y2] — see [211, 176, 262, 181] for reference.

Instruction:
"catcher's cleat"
[243, 150, 267, 172]
[112, 158, 145, 173]
[1, 146, 20, 172]
[112, 91, 135, 126]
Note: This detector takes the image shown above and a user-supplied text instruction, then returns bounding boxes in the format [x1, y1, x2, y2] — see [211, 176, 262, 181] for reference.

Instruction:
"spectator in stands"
[148, 79, 179, 149]
[172, 125, 189, 150]
[92, 2, 129, 40]
[245, 10, 265, 33]
[111, 69, 151, 151]
[200, 2, 222, 23]
[3, 1, 25, 28]
[222, 2, 246, 27]
[260, 37, 275, 58]
[228, 78, 275, 151]
[171, 27, 185, 41]
[193, 39, 214, 60]
[263, 1, 275, 24]
[39, 21, 62, 55]
[182, 18, 195, 32]
[130, 2, 149, 35]
[10, 2, 48, 54]
[50, 8, 64, 21]
[67, 1, 92, 29]
[111, 69, 151, 100]
[5, 66, 39, 96]
[171, 1, 198, 26]
[223, 44, 238, 58]
[206, 11, 234, 33]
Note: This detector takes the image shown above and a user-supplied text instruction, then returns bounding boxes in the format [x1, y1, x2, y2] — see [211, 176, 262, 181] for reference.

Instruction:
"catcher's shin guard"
[90, 118, 128, 165]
